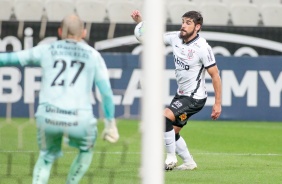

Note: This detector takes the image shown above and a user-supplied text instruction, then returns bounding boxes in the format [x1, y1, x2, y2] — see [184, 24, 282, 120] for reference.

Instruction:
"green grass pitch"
[0, 118, 282, 184]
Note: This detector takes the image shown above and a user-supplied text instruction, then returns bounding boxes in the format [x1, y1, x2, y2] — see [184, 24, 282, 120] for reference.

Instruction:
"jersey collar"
[182, 34, 199, 45]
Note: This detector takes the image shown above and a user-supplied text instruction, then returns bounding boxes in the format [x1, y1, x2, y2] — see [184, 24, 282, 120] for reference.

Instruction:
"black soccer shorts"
[168, 94, 207, 127]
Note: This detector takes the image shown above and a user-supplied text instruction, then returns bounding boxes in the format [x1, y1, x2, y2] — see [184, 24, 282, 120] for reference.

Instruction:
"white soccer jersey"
[164, 31, 216, 99]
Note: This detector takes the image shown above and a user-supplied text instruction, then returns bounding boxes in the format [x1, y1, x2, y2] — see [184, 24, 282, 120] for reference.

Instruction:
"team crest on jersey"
[187, 49, 195, 60]
[179, 113, 188, 121]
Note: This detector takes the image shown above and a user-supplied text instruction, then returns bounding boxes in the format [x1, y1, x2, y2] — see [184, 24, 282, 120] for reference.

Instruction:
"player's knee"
[164, 108, 175, 121]
[173, 126, 182, 134]
[39, 150, 62, 163]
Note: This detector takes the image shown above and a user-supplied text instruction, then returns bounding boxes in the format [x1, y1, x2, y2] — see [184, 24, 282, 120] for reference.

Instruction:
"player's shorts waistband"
[175, 93, 206, 102]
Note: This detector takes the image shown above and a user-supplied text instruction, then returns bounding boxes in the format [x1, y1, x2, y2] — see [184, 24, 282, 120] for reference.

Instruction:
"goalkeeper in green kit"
[0, 14, 119, 184]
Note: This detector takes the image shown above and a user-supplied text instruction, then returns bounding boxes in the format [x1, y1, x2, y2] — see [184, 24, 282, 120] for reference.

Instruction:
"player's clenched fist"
[131, 10, 143, 23]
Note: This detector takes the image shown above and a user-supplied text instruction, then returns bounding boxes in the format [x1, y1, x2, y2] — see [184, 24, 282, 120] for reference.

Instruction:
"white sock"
[176, 136, 194, 163]
[164, 129, 176, 154]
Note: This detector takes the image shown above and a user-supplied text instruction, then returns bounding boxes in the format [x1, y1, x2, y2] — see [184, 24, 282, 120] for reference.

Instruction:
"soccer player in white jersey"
[131, 10, 222, 170]
[0, 14, 119, 183]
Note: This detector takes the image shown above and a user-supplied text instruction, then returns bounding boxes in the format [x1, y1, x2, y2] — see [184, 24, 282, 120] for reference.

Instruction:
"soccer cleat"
[175, 162, 197, 171]
[102, 119, 119, 143]
[164, 153, 178, 171]
[165, 162, 177, 171]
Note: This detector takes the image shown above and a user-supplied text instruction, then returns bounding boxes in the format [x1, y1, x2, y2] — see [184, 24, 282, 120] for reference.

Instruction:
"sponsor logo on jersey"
[179, 113, 187, 121]
[174, 55, 190, 70]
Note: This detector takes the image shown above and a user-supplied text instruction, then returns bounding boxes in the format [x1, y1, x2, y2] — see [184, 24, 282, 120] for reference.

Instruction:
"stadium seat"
[252, 0, 281, 7]
[132, 0, 143, 11]
[200, 2, 230, 26]
[75, 0, 108, 41]
[167, 2, 199, 24]
[76, 0, 107, 23]
[107, 1, 137, 23]
[166, 0, 190, 3]
[230, 3, 260, 26]
[0, 0, 13, 36]
[261, 4, 282, 27]
[106, 0, 140, 40]
[221, 0, 251, 4]
[44, 0, 75, 22]
[0, 0, 13, 21]
[190, 0, 222, 4]
[85, 0, 108, 4]
[13, 0, 45, 38]
[14, 0, 44, 21]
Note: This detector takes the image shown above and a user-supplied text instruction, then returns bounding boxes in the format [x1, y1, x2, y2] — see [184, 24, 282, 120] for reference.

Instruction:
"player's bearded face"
[179, 26, 195, 40]
[179, 18, 197, 40]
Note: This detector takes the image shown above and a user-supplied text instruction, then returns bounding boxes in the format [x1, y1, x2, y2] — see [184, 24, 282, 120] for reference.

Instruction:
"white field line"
[0, 150, 281, 156]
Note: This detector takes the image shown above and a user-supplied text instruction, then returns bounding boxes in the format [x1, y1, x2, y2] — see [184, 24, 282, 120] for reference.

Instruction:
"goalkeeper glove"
[102, 119, 119, 143]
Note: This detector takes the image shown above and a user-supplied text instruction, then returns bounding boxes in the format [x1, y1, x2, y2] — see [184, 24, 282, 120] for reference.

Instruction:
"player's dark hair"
[182, 11, 203, 32]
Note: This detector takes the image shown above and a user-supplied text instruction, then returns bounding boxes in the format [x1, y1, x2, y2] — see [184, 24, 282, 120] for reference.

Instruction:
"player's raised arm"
[131, 10, 143, 23]
[94, 54, 119, 143]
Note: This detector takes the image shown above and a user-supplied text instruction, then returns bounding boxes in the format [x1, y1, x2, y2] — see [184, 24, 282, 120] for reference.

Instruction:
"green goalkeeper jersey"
[0, 39, 114, 120]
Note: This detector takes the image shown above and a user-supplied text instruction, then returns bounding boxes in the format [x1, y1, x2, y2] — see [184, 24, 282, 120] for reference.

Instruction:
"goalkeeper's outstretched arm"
[0, 45, 43, 67]
[94, 54, 119, 143]
[95, 80, 115, 121]
[0, 52, 21, 66]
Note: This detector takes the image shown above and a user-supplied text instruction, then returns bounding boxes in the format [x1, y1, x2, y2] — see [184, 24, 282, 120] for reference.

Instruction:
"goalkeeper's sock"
[66, 150, 93, 184]
[175, 135, 193, 163]
[32, 156, 53, 184]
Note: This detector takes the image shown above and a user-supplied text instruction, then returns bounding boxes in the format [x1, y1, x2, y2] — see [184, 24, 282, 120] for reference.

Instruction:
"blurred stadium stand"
[260, 3, 282, 27]
[44, 0, 75, 22]
[252, 0, 282, 7]
[0, 0, 280, 27]
[167, 2, 199, 24]
[75, 0, 108, 40]
[230, 3, 261, 26]
[13, 0, 45, 38]
[199, 2, 230, 26]
[0, 0, 13, 36]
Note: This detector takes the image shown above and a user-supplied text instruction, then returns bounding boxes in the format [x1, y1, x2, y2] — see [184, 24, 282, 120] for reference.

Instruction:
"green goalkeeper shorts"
[35, 104, 98, 162]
